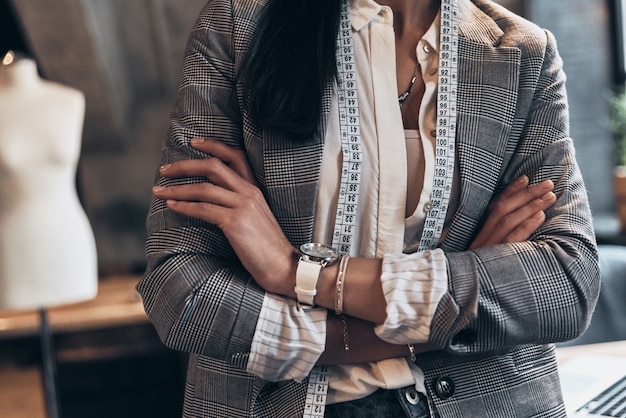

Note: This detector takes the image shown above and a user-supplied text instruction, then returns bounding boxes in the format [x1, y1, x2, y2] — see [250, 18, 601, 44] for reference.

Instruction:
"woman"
[139, 0, 600, 416]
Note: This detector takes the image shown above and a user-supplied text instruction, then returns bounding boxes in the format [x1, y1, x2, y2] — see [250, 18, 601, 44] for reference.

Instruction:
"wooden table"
[0, 275, 148, 418]
[0, 275, 146, 339]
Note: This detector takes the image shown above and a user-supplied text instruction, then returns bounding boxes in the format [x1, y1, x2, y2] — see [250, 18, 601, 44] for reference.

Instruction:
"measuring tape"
[305, 1, 357, 416]
[304, 0, 458, 416]
[418, 0, 458, 252]
[331, 0, 362, 257]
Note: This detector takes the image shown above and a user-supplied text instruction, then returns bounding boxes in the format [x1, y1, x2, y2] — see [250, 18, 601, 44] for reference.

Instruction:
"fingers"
[469, 177, 557, 250]
[496, 175, 529, 200]
[502, 210, 546, 243]
[480, 178, 554, 233]
[159, 156, 251, 194]
[153, 182, 236, 208]
[190, 138, 257, 185]
[162, 199, 229, 225]
[153, 138, 269, 232]
[152, 177, 237, 225]
[153, 179, 269, 228]
[489, 177, 554, 216]
[474, 191, 556, 249]
[153, 155, 268, 228]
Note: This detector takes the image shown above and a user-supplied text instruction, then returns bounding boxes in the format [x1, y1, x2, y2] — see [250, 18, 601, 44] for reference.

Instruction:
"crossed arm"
[152, 137, 556, 365]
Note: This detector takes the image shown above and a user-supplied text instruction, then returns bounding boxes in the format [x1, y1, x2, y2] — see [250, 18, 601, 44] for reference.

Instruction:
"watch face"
[300, 243, 338, 259]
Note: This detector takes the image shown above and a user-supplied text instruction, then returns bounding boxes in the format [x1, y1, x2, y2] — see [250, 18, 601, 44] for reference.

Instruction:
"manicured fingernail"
[515, 175, 528, 184]
[160, 164, 171, 172]
[190, 138, 205, 144]
[152, 186, 165, 192]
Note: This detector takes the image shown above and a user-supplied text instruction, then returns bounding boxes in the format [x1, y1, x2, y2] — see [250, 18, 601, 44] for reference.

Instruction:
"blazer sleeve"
[430, 29, 601, 353]
[137, 0, 263, 370]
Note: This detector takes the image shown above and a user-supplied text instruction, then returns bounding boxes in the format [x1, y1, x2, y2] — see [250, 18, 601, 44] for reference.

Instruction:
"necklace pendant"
[398, 65, 419, 105]
[398, 91, 410, 105]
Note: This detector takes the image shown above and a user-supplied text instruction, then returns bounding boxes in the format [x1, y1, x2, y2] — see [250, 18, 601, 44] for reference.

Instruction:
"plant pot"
[615, 167, 626, 232]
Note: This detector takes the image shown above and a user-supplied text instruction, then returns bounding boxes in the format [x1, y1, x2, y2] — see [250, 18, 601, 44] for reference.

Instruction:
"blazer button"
[434, 376, 456, 399]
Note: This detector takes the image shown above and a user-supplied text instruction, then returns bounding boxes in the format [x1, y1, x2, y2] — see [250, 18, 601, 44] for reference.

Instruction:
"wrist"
[268, 246, 299, 298]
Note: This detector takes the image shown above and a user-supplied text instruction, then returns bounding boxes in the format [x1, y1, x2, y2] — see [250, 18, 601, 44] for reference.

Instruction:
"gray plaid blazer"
[137, 0, 601, 416]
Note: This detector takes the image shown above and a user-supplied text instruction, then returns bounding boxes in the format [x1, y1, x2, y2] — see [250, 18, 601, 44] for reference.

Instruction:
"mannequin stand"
[39, 308, 61, 418]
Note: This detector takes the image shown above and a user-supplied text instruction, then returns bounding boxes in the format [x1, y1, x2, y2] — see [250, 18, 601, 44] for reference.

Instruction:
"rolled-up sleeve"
[375, 249, 448, 344]
[247, 293, 327, 382]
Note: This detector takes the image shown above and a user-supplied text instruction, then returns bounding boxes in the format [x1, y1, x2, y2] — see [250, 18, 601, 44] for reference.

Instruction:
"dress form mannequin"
[0, 53, 97, 310]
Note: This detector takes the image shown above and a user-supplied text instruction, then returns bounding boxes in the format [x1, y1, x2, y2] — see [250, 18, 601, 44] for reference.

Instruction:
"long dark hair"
[243, 0, 341, 139]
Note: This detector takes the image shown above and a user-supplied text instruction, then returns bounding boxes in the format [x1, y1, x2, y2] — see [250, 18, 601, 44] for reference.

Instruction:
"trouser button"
[405, 387, 420, 405]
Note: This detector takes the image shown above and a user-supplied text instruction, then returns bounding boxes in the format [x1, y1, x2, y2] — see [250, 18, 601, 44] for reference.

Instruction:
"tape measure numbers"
[304, 365, 330, 418]
[332, 0, 362, 257]
[304, 0, 459, 416]
[418, 0, 458, 252]
[305, 1, 357, 415]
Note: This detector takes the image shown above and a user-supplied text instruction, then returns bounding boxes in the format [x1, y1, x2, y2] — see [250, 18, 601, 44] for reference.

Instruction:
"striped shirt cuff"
[375, 249, 448, 344]
[247, 293, 327, 382]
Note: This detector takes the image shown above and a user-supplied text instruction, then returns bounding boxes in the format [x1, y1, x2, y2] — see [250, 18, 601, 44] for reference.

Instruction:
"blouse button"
[423, 44, 432, 54]
[423, 201, 433, 213]
[429, 67, 438, 76]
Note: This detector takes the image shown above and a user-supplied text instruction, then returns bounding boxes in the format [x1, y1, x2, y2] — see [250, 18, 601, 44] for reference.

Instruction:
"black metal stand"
[39, 308, 61, 418]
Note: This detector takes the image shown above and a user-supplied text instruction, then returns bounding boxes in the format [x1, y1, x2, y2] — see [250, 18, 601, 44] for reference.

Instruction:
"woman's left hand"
[152, 138, 297, 295]
[469, 175, 556, 250]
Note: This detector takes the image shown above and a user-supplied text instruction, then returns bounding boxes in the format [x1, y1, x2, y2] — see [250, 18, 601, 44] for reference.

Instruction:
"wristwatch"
[295, 243, 340, 306]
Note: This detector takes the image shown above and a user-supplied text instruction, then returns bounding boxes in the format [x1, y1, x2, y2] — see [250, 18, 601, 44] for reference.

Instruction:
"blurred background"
[0, 0, 625, 417]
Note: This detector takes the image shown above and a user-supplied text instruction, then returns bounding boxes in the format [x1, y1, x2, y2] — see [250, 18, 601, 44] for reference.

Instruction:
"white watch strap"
[295, 260, 322, 306]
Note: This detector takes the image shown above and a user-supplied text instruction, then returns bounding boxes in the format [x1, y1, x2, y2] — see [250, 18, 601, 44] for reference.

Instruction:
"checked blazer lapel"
[441, 0, 523, 252]
[261, 82, 334, 247]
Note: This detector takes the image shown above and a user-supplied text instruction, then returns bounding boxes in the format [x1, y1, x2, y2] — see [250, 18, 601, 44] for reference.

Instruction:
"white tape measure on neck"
[304, 2, 356, 415]
[304, 0, 458, 416]
[331, 0, 362, 257]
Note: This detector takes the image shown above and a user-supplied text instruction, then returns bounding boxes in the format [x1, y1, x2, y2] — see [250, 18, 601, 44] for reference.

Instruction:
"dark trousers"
[324, 386, 430, 418]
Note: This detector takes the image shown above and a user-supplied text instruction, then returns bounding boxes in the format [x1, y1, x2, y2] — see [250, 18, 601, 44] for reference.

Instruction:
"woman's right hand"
[153, 138, 299, 296]
[469, 175, 557, 250]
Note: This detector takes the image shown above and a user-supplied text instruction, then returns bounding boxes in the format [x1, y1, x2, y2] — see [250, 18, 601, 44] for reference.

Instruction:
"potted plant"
[608, 91, 626, 232]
